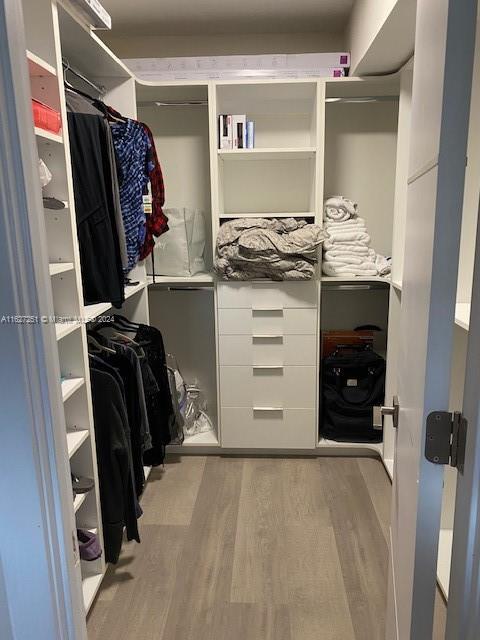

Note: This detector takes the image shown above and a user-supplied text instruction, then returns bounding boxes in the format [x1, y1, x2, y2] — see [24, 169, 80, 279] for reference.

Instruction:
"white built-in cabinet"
[19, 0, 480, 630]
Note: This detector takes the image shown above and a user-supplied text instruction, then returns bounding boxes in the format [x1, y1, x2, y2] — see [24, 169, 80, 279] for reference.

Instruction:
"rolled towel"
[324, 196, 358, 223]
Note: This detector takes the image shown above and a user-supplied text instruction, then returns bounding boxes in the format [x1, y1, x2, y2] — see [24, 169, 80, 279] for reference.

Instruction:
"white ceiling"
[100, 0, 355, 36]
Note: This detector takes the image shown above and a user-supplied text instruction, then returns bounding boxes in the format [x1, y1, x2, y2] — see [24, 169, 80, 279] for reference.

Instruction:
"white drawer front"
[220, 366, 316, 408]
[218, 307, 317, 335]
[221, 407, 316, 449]
[217, 281, 317, 309]
[218, 334, 317, 366]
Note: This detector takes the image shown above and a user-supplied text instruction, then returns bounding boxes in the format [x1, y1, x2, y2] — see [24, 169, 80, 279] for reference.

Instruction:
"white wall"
[100, 31, 345, 59]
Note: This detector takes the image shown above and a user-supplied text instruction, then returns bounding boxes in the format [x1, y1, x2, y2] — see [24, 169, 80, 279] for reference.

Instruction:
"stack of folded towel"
[322, 196, 390, 277]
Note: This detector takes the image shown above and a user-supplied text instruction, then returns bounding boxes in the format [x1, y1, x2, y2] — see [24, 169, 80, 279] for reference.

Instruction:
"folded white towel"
[324, 245, 372, 257]
[324, 217, 367, 231]
[324, 249, 377, 265]
[322, 262, 378, 277]
[324, 233, 371, 251]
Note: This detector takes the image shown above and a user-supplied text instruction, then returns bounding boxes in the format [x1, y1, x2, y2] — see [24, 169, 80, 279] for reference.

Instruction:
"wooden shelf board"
[437, 528, 453, 600]
[84, 282, 147, 320]
[455, 302, 470, 331]
[73, 491, 87, 513]
[147, 273, 215, 286]
[56, 321, 81, 341]
[66, 429, 89, 459]
[317, 438, 383, 455]
[27, 50, 57, 77]
[218, 147, 316, 161]
[35, 127, 63, 144]
[61, 377, 85, 402]
[49, 262, 74, 276]
[219, 212, 315, 219]
[321, 275, 391, 284]
[82, 572, 105, 614]
[167, 431, 219, 448]
[391, 280, 403, 291]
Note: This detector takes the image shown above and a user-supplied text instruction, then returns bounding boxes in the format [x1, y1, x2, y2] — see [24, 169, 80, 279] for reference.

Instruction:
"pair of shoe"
[77, 529, 102, 561]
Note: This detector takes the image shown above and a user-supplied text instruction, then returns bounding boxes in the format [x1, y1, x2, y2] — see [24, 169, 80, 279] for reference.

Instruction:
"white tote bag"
[152, 207, 206, 276]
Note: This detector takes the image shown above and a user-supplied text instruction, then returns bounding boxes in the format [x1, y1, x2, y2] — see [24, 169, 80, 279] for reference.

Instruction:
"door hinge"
[425, 411, 467, 473]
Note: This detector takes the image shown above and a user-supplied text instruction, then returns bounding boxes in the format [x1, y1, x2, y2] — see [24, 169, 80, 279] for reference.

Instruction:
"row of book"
[218, 115, 254, 149]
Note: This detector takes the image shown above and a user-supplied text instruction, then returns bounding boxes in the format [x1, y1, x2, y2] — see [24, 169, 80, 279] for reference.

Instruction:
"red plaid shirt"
[139, 123, 168, 260]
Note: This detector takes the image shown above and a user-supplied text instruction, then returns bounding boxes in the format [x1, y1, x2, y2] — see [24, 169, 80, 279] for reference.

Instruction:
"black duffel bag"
[321, 344, 386, 443]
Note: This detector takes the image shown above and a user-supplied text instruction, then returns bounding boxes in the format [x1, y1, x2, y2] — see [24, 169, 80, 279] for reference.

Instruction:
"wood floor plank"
[140, 455, 207, 526]
[319, 458, 388, 640]
[160, 456, 244, 640]
[87, 525, 186, 640]
[231, 458, 356, 640]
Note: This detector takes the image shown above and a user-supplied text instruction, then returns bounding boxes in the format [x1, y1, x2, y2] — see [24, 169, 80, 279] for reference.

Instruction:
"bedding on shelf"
[215, 217, 327, 280]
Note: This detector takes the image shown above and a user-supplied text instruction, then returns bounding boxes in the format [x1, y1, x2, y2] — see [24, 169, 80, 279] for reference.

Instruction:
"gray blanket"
[215, 218, 327, 280]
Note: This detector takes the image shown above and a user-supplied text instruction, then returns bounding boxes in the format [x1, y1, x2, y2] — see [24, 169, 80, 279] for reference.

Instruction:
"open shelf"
[455, 302, 470, 331]
[49, 262, 74, 276]
[55, 321, 81, 341]
[182, 430, 219, 446]
[82, 572, 105, 614]
[61, 377, 85, 402]
[66, 429, 89, 459]
[27, 49, 57, 77]
[35, 127, 63, 144]
[218, 147, 316, 161]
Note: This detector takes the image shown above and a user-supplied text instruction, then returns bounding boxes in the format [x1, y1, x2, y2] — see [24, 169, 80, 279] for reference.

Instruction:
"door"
[386, 1, 478, 639]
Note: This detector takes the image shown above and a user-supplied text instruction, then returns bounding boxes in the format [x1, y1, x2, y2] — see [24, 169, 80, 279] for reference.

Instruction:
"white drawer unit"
[218, 334, 317, 366]
[218, 307, 317, 335]
[217, 281, 318, 309]
[221, 407, 316, 449]
[220, 365, 316, 408]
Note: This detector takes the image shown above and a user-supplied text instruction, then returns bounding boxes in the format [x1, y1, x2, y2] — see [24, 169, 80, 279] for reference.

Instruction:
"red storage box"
[32, 99, 61, 134]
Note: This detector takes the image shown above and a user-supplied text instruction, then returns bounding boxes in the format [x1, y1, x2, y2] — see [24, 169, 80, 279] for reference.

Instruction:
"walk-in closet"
[3, 0, 480, 639]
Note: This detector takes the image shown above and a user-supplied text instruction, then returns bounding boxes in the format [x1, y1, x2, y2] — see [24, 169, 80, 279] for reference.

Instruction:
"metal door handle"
[373, 395, 399, 430]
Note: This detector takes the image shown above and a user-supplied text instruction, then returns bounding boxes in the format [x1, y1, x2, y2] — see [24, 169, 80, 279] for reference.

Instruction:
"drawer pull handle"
[252, 365, 284, 370]
[252, 307, 284, 313]
[253, 406, 284, 412]
[252, 334, 284, 340]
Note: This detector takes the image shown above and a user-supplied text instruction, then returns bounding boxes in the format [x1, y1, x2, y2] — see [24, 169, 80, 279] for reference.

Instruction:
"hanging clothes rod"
[62, 58, 106, 96]
[325, 95, 399, 104]
[137, 100, 208, 107]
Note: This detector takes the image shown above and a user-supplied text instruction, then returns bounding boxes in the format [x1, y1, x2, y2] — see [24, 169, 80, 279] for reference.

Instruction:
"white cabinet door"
[386, 1, 478, 639]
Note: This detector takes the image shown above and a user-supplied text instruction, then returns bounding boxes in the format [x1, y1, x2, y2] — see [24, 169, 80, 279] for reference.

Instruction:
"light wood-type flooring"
[87, 455, 447, 639]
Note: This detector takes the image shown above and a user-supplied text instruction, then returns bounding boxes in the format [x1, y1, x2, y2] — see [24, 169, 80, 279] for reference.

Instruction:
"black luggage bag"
[321, 344, 386, 443]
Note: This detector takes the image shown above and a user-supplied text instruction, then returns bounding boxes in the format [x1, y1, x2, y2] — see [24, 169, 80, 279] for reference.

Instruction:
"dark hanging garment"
[135, 324, 175, 466]
[67, 112, 125, 307]
[90, 367, 140, 563]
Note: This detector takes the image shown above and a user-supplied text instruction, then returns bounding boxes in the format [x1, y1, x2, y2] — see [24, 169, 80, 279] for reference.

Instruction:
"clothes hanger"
[111, 331, 141, 347]
[87, 334, 116, 354]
